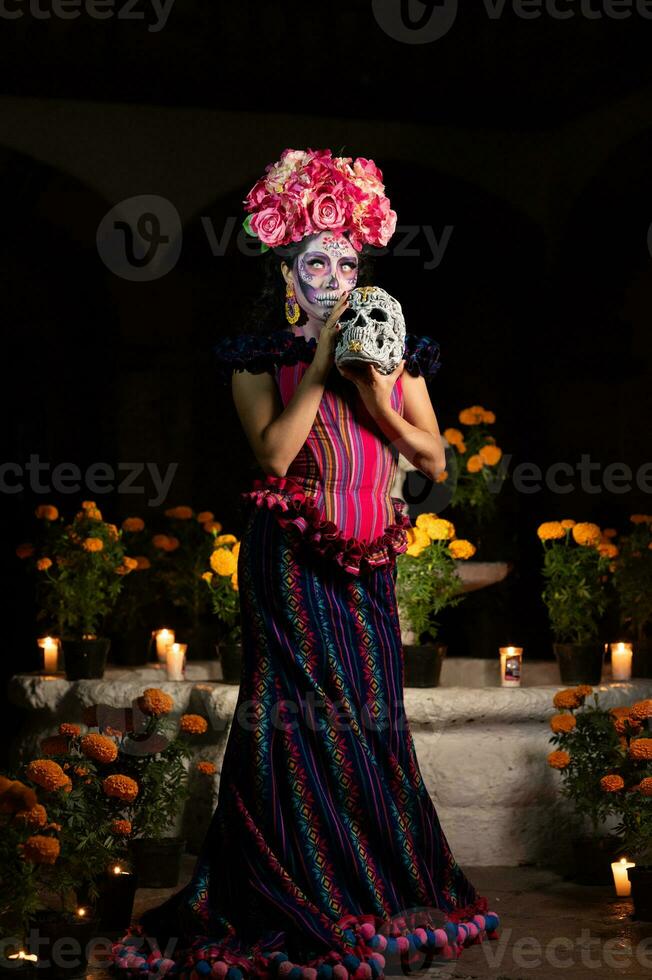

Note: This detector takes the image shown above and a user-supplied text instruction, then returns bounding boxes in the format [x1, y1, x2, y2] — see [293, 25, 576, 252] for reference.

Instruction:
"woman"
[110, 149, 500, 980]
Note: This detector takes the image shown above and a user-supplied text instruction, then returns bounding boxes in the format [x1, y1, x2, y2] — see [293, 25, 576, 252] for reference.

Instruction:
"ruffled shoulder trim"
[241, 475, 412, 577]
[403, 333, 442, 379]
[213, 329, 316, 384]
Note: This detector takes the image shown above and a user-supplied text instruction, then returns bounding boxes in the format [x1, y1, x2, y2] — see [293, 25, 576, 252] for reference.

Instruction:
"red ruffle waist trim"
[240, 475, 412, 577]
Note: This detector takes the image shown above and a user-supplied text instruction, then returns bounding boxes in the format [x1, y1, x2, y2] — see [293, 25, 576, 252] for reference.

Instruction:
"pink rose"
[244, 178, 269, 208]
[311, 192, 346, 231]
[353, 157, 384, 186]
[378, 207, 397, 246]
[250, 208, 287, 246]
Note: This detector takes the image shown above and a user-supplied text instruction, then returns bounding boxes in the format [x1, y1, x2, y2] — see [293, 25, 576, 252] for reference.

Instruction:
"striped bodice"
[275, 360, 403, 544]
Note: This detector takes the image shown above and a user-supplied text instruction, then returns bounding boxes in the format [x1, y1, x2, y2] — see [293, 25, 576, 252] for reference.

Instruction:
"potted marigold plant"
[396, 514, 476, 687]
[537, 520, 615, 684]
[203, 534, 241, 684]
[612, 515, 652, 678]
[106, 515, 157, 666]
[546, 684, 625, 884]
[443, 404, 508, 534]
[82, 688, 211, 888]
[20, 502, 136, 680]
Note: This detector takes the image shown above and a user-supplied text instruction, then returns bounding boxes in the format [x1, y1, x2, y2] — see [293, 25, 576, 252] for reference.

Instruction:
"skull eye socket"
[339, 308, 357, 323]
[369, 308, 388, 322]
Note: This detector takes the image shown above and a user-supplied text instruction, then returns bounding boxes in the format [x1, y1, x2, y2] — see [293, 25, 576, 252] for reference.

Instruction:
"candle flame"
[76, 907, 87, 917]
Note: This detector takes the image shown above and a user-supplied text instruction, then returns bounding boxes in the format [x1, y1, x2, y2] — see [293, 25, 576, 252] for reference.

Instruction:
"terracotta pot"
[128, 837, 185, 888]
[218, 642, 243, 685]
[553, 642, 604, 685]
[570, 834, 622, 885]
[628, 865, 652, 920]
[61, 637, 110, 680]
[403, 643, 447, 688]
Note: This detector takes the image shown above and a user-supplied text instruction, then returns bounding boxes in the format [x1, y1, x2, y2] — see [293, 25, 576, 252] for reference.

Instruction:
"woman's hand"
[337, 358, 406, 412]
[310, 294, 350, 378]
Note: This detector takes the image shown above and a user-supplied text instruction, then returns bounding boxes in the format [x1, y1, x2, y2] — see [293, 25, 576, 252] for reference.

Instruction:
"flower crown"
[242, 147, 397, 253]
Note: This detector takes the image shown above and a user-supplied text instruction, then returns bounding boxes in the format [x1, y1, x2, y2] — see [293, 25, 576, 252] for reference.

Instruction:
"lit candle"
[610, 642, 633, 682]
[76, 906, 87, 918]
[611, 857, 635, 896]
[37, 636, 59, 673]
[8, 951, 38, 962]
[166, 642, 187, 681]
[154, 628, 175, 664]
[499, 646, 523, 687]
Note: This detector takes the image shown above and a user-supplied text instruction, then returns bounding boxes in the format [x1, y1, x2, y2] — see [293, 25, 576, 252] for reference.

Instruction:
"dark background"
[2, 0, 652, 765]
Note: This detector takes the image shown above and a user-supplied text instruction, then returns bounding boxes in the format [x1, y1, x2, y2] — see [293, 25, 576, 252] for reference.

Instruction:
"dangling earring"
[285, 281, 300, 325]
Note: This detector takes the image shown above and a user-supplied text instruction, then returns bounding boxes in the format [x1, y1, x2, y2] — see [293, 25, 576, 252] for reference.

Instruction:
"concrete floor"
[85, 856, 652, 980]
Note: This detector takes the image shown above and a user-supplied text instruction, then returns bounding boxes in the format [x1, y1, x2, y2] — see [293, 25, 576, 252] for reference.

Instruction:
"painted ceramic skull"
[335, 286, 406, 375]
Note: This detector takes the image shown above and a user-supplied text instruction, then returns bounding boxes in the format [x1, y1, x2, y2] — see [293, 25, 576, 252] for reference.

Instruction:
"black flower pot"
[628, 865, 652, 920]
[218, 643, 243, 685]
[570, 834, 623, 885]
[27, 909, 100, 979]
[553, 642, 604, 685]
[403, 643, 447, 688]
[86, 869, 138, 932]
[61, 637, 110, 680]
[128, 837, 185, 888]
[633, 640, 652, 679]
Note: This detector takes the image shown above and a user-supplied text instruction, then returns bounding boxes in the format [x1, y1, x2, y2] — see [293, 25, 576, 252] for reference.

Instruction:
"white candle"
[154, 628, 175, 664]
[8, 951, 38, 962]
[499, 646, 523, 687]
[38, 636, 59, 673]
[610, 642, 633, 682]
[611, 857, 635, 896]
[166, 642, 187, 681]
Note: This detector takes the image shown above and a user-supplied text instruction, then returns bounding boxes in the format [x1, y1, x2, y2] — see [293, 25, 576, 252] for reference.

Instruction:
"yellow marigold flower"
[630, 700, 652, 721]
[415, 512, 438, 528]
[203, 521, 223, 534]
[232, 541, 240, 559]
[630, 514, 652, 524]
[16, 543, 35, 559]
[180, 714, 208, 735]
[231, 571, 239, 591]
[560, 520, 576, 529]
[82, 537, 104, 553]
[639, 777, 652, 797]
[537, 522, 565, 541]
[459, 405, 487, 426]
[597, 542, 618, 559]
[600, 774, 624, 793]
[165, 505, 194, 520]
[134, 555, 151, 570]
[448, 539, 476, 560]
[572, 523, 602, 547]
[20, 835, 60, 865]
[213, 534, 238, 547]
[122, 517, 145, 533]
[14, 803, 48, 829]
[443, 428, 464, 447]
[0, 781, 37, 813]
[80, 733, 118, 764]
[197, 761, 216, 776]
[552, 689, 583, 710]
[550, 713, 577, 733]
[102, 774, 139, 803]
[478, 444, 502, 466]
[435, 470, 449, 483]
[548, 750, 571, 770]
[138, 688, 174, 716]
[196, 511, 214, 523]
[35, 505, 58, 521]
[25, 760, 68, 792]
[426, 519, 456, 541]
[111, 819, 132, 835]
[406, 527, 431, 549]
[211, 548, 237, 576]
[36, 557, 52, 571]
[629, 738, 652, 760]
[40, 735, 69, 756]
[202, 571, 214, 583]
[466, 454, 484, 474]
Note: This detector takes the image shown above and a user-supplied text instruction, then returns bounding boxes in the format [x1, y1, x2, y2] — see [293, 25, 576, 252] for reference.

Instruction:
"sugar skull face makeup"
[291, 231, 359, 321]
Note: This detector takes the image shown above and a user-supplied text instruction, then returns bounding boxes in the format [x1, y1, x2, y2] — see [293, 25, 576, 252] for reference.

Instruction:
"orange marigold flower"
[603, 528, 618, 538]
[138, 688, 174, 716]
[610, 705, 631, 719]
[110, 819, 133, 836]
[553, 689, 582, 710]
[59, 723, 80, 737]
[106, 523, 119, 539]
[16, 542, 35, 559]
[482, 409, 496, 424]
[14, 804, 48, 829]
[478, 444, 502, 466]
[134, 555, 151, 570]
[40, 735, 69, 756]
[630, 514, 652, 524]
[639, 777, 652, 797]
[82, 537, 104, 552]
[122, 517, 145, 533]
[629, 738, 652, 760]
[152, 534, 172, 550]
[180, 714, 208, 735]
[630, 700, 652, 721]
[203, 521, 223, 534]
[197, 761, 216, 775]
[103, 774, 139, 803]
[80, 733, 118, 764]
[36, 558, 52, 571]
[165, 505, 194, 520]
[0, 781, 37, 814]
[35, 505, 58, 521]
[20, 835, 60, 865]
[73, 766, 89, 777]
[600, 774, 625, 793]
[537, 522, 565, 541]
[572, 522, 602, 547]
[25, 760, 69, 792]
[574, 685, 593, 698]
[560, 519, 576, 529]
[615, 717, 642, 735]
[459, 405, 487, 426]
[85, 507, 103, 521]
[548, 750, 571, 769]
[550, 713, 577, 733]
[196, 511, 214, 523]
[443, 427, 464, 447]
[597, 542, 618, 559]
[466, 454, 484, 474]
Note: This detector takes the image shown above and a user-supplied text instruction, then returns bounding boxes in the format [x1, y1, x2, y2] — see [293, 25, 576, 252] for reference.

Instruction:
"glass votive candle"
[166, 642, 187, 680]
[499, 646, 523, 687]
[37, 636, 61, 673]
[153, 628, 175, 664]
[610, 642, 633, 682]
[611, 857, 635, 896]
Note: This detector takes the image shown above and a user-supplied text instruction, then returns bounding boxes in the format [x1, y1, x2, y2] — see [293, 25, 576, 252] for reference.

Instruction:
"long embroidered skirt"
[110, 504, 500, 979]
